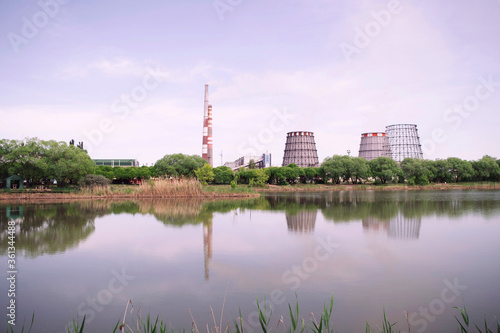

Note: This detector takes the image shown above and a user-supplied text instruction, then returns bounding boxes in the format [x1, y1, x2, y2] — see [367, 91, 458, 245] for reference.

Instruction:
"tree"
[266, 167, 287, 185]
[46, 142, 95, 186]
[248, 159, 257, 169]
[213, 166, 234, 184]
[303, 167, 320, 184]
[400, 158, 431, 185]
[249, 169, 269, 187]
[446, 157, 474, 182]
[155, 154, 207, 178]
[195, 164, 214, 185]
[351, 157, 370, 184]
[471, 155, 500, 181]
[320, 156, 345, 184]
[368, 157, 400, 184]
[282, 165, 303, 184]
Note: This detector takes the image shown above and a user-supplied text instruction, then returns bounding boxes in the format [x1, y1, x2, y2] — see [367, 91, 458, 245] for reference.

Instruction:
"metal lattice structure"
[358, 132, 391, 161]
[282, 131, 319, 167]
[384, 124, 423, 162]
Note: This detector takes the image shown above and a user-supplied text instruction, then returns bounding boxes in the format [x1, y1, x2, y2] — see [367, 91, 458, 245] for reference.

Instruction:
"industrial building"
[224, 153, 272, 170]
[202, 84, 213, 166]
[358, 132, 391, 161]
[93, 159, 140, 167]
[282, 131, 319, 167]
[358, 124, 423, 162]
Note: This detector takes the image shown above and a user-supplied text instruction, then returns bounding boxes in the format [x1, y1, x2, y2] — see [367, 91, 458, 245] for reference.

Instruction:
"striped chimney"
[202, 84, 213, 166]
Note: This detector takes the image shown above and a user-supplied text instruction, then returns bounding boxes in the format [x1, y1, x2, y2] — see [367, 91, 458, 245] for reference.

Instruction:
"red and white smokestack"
[207, 104, 213, 166]
[202, 84, 213, 166]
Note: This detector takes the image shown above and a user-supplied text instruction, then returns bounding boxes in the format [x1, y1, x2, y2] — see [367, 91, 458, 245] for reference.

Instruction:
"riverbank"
[0, 179, 259, 202]
[1, 181, 498, 202]
[254, 181, 500, 192]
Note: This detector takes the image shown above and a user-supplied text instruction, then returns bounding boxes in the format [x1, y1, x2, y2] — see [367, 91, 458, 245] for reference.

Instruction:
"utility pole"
[220, 151, 223, 166]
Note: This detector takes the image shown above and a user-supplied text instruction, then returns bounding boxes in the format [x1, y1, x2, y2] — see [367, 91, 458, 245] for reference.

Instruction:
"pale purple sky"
[1, 0, 499, 166]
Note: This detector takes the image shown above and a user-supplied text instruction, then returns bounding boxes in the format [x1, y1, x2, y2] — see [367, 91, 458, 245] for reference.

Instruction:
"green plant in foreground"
[6, 300, 500, 332]
[365, 309, 399, 333]
[454, 306, 500, 333]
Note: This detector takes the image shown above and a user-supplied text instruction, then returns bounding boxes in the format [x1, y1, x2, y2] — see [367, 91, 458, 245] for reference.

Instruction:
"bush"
[78, 174, 111, 188]
[230, 180, 237, 189]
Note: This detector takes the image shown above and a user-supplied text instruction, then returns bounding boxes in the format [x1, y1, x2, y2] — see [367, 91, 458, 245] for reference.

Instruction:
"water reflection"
[203, 220, 213, 280]
[286, 211, 317, 233]
[1, 191, 499, 259]
[362, 214, 422, 239]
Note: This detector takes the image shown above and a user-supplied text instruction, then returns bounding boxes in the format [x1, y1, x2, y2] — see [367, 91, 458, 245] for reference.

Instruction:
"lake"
[1, 190, 500, 332]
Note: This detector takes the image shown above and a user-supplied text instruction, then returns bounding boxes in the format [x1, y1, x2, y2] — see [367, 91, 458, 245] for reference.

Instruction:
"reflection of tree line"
[0, 202, 104, 257]
[1, 192, 498, 256]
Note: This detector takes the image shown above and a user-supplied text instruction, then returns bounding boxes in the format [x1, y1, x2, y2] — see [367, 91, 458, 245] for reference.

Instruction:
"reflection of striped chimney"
[202, 84, 213, 166]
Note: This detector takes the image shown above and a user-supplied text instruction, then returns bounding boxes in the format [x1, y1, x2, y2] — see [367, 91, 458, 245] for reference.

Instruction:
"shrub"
[78, 174, 111, 188]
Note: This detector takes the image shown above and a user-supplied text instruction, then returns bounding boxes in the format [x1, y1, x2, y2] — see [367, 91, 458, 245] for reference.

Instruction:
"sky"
[1, 0, 499, 166]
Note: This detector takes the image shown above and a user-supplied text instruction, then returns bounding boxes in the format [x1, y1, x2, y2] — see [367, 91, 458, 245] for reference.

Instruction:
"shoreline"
[255, 182, 500, 192]
[1, 182, 498, 203]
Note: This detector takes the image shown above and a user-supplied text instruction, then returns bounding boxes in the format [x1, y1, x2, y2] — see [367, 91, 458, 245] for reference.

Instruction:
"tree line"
[197, 155, 500, 186]
[1, 138, 499, 187]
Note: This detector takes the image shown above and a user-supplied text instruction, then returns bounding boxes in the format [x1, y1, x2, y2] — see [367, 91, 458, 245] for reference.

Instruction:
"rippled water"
[1, 190, 499, 332]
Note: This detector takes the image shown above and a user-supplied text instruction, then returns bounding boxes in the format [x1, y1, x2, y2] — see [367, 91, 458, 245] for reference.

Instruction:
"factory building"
[93, 159, 140, 167]
[282, 131, 319, 167]
[224, 153, 272, 170]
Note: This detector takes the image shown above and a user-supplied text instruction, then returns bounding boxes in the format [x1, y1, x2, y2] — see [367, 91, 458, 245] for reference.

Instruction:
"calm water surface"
[1, 190, 500, 332]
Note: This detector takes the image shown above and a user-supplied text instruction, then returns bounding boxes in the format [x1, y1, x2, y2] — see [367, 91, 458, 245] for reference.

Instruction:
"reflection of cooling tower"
[286, 211, 317, 233]
[282, 131, 319, 167]
[384, 124, 423, 162]
[358, 132, 391, 161]
[362, 217, 389, 233]
[388, 214, 421, 239]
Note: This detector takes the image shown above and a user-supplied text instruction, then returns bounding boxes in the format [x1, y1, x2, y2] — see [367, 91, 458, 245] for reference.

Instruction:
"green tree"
[155, 154, 207, 178]
[400, 158, 431, 185]
[195, 164, 215, 185]
[430, 159, 452, 183]
[266, 167, 287, 185]
[471, 155, 500, 181]
[446, 157, 474, 182]
[368, 157, 400, 184]
[249, 168, 269, 187]
[303, 167, 320, 183]
[320, 155, 345, 184]
[351, 157, 370, 184]
[46, 141, 95, 186]
[213, 166, 234, 184]
[94, 166, 115, 180]
[248, 159, 257, 169]
[282, 165, 303, 184]
[4, 138, 49, 186]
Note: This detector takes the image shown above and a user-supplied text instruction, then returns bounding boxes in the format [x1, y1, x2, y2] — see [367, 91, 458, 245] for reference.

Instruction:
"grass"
[202, 184, 258, 196]
[6, 298, 500, 333]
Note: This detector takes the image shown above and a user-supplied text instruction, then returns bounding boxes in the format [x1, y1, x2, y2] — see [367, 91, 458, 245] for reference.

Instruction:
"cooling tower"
[358, 132, 391, 161]
[384, 124, 423, 162]
[282, 131, 319, 167]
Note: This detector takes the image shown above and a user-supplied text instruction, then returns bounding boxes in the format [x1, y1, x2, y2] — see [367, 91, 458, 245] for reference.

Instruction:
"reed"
[6, 300, 500, 332]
